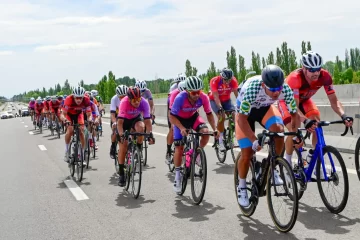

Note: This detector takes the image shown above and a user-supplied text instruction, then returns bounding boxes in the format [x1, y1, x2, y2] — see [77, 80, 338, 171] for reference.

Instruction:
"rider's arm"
[231, 77, 239, 98]
[282, 84, 300, 130]
[211, 91, 222, 108]
[169, 93, 185, 130]
[110, 96, 118, 123]
[148, 99, 155, 115]
[205, 113, 217, 132]
[117, 118, 124, 135]
[210, 77, 222, 108]
[202, 94, 217, 132]
[328, 93, 345, 117]
[144, 119, 152, 133]
[141, 99, 152, 132]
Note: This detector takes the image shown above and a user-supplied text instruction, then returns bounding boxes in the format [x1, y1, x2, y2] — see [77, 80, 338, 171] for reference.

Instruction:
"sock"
[111, 141, 116, 148]
[119, 164, 124, 175]
[175, 167, 181, 181]
[285, 153, 292, 167]
[93, 138, 96, 144]
[167, 144, 172, 153]
[219, 132, 224, 144]
[65, 144, 69, 152]
[239, 178, 246, 189]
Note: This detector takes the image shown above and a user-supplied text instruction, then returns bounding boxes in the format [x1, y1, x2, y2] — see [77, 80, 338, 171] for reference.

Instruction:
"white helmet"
[177, 81, 187, 91]
[116, 85, 129, 97]
[301, 51, 323, 69]
[30, 97, 35, 101]
[73, 86, 86, 97]
[135, 80, 147, 91]
[174, 74, 186, 83]
[91, 90, 98, 97]
[186, 76, 203, 91]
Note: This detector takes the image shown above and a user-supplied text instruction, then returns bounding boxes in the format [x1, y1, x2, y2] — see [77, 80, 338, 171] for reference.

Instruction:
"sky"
[0, 0, 359, 98]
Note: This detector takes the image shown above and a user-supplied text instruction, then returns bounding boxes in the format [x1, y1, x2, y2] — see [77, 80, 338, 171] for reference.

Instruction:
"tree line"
[12, 41, 360, 103]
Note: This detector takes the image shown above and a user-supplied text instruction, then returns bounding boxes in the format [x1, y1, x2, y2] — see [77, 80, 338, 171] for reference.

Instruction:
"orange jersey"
[62, 95, 92, 115]
[286, 69, 335, 103]
[208, 76, 238, 101]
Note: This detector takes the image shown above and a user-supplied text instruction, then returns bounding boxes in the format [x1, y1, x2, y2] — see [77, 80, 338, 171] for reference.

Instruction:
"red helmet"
[127, 87, 141, 99]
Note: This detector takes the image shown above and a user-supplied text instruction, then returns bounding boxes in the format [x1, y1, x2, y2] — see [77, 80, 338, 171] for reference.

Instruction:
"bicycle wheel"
[214, 138, 227, 163]
[293, 148, 307, 200]
[168, 144, 175, 172]
[76, 145, 84, 182]
[316, 145, 349, 214]
[227, 127, 236, 163]
[114, 144, 119, 175]
[68, 140, 75, 177]
[124, 150, 131, 191]
[142, 140, 148, 166]
[178, 155, 188, 195]
[96, 128, 100, 141]
[234, 151, 257, 217]
[131, 148, 142, 199]
[92, 136, 96, 159]
[191, 148, 207, 205]
[56, 122, 60, 139]
[85, 139, 90, 169]
[267, 157, 298, 233]
[354, 137, 360, 181]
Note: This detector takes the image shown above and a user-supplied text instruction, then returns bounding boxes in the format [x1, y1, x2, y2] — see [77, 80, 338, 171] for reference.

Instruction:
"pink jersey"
[118, 96, 151, 119]
[170, 91, 211, 118]
[169, 89, 181, 109]
[28, 101, 35, 109]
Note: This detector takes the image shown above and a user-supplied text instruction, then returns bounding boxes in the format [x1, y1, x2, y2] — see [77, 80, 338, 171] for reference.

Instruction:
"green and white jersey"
[236, 75, 297, 115]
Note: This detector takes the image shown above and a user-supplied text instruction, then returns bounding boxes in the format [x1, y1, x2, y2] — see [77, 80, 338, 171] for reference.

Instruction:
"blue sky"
[0, 0, 359, 98]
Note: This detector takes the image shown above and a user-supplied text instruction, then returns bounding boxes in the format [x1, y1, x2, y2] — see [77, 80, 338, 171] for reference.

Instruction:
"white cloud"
[0, 0, 360, 97]
[34, 42, 104, 52]
[0, 51, 13, 55]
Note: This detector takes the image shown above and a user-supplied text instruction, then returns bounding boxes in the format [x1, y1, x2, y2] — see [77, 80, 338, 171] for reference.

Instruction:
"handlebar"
[303, 120, 353, 138]
[257, 129, 304, 147]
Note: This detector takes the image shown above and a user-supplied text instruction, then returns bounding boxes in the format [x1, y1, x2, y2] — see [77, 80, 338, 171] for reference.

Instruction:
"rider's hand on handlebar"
[180, 128, 188, 137]
[252, 139, 262, 152]
[213, 130, 220, 139]
[341, 114, 353, 127]
[303, 118, 317, 132]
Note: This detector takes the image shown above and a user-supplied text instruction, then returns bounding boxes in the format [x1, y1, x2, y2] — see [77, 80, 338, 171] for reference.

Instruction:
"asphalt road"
[1, 107, 360, 240]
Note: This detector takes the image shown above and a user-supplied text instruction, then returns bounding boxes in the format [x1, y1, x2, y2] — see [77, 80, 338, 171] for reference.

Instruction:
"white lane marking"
[102, 122, 110, 125]
[29, 131, 34, 135]
[107, 122, 358, 175]
[24, 125, 28, 128]
[38, 145, 47, 151]
[64, 180, 89, 201]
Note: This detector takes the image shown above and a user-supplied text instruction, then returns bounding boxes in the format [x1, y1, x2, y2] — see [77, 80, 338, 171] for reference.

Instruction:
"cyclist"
[165, 80, 187, 164]
[208, 68, 238, 151]
[135, 80, 155, 122]
[34, 97, 45, 126]
[169, 76, 219, 193]
[279, 51, 353, 167]
[49, 96, 62, 130]
[166, 75, 187, 163]
[235, 65, 300, 207]
[28, 97, 36, 120]
[91, 90, 103, 135]
[117, 87, 155, 187]
[60, 87, 93, 162]
[43, 96, 52, 127]
[110, 85, 128, 159]
[88, 95, 101, 150]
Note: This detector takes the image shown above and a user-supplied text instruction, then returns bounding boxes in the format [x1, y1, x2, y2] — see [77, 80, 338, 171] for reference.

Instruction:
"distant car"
[21, 107, 29, 117]
[7, 113, 14, 118]
[1, 112, 8, 119]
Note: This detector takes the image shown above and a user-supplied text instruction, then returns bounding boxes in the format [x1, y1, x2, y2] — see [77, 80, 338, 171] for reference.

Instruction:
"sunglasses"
[140, 89, 146, 93]
[306, 67, 321, 73]
[188, 90, 202, 96]
[265, 85, 283, 92]
[131, 97, 141, 103]
[75, 97, 83, 101]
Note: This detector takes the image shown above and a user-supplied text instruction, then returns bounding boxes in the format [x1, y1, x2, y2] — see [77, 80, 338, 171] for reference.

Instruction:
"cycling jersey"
[169, 83, 178, 93]
[118, 96, 150, 120]
[208, 76, 238, 102]
[286, 69, 335, 102]
[43, 101, 50, 112]
[110, 95, 121, 115]
[170, 91, 212, 118]
[168, 89, 181, 109]
[28, 101, 35, 110]
[49, 100, 61, 113]
[141, 89, 153, 101]
[62, 95, 92, 115]
[236, 76, 297, 115]
[34, 102, 44, 114]
[90, 101, 99, 117]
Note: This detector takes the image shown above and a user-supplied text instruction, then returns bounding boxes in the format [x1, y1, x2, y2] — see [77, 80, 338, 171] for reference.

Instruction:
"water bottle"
[185, 149, 193, 168]
[304, 149, 314, 169]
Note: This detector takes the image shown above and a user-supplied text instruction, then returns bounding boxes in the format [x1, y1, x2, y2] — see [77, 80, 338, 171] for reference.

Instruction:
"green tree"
[306, 41, 312, 51]
[227, 46, 238, 78]
[262, 57, 266, 68]
[207, 61, 217, 80]
[333, 64, 340, 84]
[276, 47, 282, 67]
[281, 42, 290, 74]
[251, 51, 261, 74]
[266, 51, 275, 65]
[323, 61, 335, 75]
[185, 59, 193, 77]
[289, 49, 298, 72]
[192, 67, 198, 76]
[342, 67, 353, 83]
[62, 79, 71, 95]
[345, 49, 350, 69]
[80, 79, 84, 87]
[301, 41, 307, 54]
[238, 54, 246, 82]
[335, 56, 343, 72]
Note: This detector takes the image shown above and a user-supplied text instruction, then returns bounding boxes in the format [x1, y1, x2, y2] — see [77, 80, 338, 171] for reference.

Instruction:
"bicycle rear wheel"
[267, 157, 298, 233]
[316, 146, 349, 214]
[293, 148, 306, 200]
[131, 148, 142, 199]
[168, 144, 175, 172]
[68, 141, 75, 177]
[142, 140, 148, 166]
[354, 137, 360, 181]
[178, 155, 188, 195]
[234, 152, 257, 217]
[85, 139, 90, 169]
[191, 148, 207, 205]
[124, 150, 131, 191]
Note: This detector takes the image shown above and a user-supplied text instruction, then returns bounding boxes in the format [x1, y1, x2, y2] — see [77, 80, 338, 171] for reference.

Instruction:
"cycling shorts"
[173, 112, 208, 141]
[210, 99, 235, 113]
[278, 98, 320, 125]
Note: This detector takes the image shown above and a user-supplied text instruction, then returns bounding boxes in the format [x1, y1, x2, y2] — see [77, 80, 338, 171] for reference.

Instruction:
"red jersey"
[286, 69, 335, 103]
[208, 76, 238, 101]
[34, 102, 44, 113]
[62, 95, 92, 115]
[49, 100, 61, 112]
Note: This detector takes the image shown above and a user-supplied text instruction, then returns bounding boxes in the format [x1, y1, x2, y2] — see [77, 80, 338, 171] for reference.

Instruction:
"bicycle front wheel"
[131, 148, 142, 199]
[190, 148, 207, 205]
[68, 141, 75, 177]
[354, 137, 360, 181]
[76, 145, 84, 182]
[227, 127, 236, 163]
[142, 140, 148, 166]
[267, 157, 298, 233]
[316, 146, 349, 214]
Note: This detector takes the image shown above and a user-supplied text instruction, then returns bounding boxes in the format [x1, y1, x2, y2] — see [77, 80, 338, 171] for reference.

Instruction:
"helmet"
[177, 81, 187, 91]
[220, 68, 234, 81]
[261, 65, 285, 88]
[127, 87, 141, 99]
[30, 97, 35, 102]
[174, 74, 186, 83]
[45, 96, 51, 101]
[135, 80, 147, 91]
[57, 95, 63, 100]
[51, 96, 57, 102]
[116, 85, 129, 97]
[90, 96, 94, 101]
[186, 76, 203, 91]
[301, 51, 323, 69]
[73, 86, 86, 97]
[63, 95, 67, 99]
[91, 90, 98, 97]
[36, 97, 42, 104]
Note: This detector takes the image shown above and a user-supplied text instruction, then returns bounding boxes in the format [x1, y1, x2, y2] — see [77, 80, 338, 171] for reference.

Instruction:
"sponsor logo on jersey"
[240, 101, 251, 113]
[290, 99, 296, 110]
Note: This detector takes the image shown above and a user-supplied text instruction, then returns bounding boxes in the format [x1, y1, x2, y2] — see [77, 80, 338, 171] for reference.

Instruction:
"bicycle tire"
[124, 150, 131, 191]
[354, 137, 360, 181]
[76, 144, 84, 182]
[178, 155, 188, 195]
[114, 144, 119, 175]
[96, 129, 100, 141]
[293, 148, 306, 200]
[227, 127, 236, 163]
[191, 148, 207, 205]
[131, 147, 142, 199]
[92, 136, 96, 159]
[215, 138, 227, 163]
[234, 152, 257, 217]
[57, 122, 60, 139]
[143, 140, 148, 166]
[68, 140, 75, 177]
[316, 145, 349, 214]
[168, 144, 175, 172]
[267, 157, 298, 233]
[85, 139, 90, 169]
